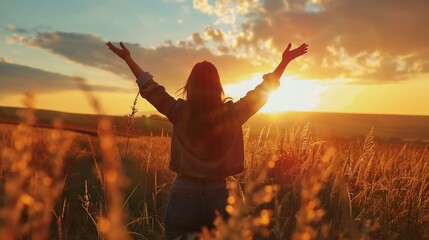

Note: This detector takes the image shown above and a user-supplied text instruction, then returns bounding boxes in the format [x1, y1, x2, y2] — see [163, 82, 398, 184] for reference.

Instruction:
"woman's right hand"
[282, 43, 308, 62]
[106, 41, 131, 61]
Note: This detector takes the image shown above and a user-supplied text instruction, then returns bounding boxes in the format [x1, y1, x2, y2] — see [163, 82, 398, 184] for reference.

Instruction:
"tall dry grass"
[0, 93, 428, 239]
[0, 93, 72, 239]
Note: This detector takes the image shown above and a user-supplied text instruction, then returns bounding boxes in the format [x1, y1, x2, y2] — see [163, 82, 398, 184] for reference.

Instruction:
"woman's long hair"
[182, 61, 229, 158]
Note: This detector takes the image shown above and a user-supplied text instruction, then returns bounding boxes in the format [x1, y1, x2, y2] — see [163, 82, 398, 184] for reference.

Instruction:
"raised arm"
[265, 43, 308, 86]
[106, 41, 145, 79]
[233, 43, 308, 124]
[106, 41, 178, 122]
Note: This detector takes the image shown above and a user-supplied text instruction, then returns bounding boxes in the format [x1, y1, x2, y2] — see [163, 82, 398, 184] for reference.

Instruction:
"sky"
[1, 0, 428, 116]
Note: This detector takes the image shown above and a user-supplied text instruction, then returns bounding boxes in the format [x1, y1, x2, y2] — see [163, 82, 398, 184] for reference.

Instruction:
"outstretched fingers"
[120, 42, 128, 50]
[282, 42, 308, 61]
[106, 41, 115, 47]
[297, 43, 308, 55]
[106, 41, 131, 60]
[106, 41, 119, 51]
[297, 43, 307, 49]
[106, 41, 112, 49]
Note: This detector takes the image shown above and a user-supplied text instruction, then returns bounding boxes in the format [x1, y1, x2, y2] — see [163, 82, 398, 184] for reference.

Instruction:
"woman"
[107, 41, 308, 239]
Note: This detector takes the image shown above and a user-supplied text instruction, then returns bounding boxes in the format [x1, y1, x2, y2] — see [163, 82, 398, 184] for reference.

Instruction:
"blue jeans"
[164, 176, 229, 240]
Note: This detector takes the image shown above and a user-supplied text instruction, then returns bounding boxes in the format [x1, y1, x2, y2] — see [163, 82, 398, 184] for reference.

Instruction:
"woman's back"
[175, 99, 236, 157]
[170, 99, 245, 179]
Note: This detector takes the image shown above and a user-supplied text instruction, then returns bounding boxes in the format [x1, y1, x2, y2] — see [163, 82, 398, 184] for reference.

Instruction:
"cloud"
[193, 0, 214, 15]
[190, 32, 205, 45]
[18, 31, 270, 92]
[0, 57, 12, 63]
[204, 26, 225, 42]
[193, 0, 258, 24]
[192, 0, 429, 83]
[0, 62, 130, 98]
[5, 32, 28, 45]
[5, 24, 16, 31]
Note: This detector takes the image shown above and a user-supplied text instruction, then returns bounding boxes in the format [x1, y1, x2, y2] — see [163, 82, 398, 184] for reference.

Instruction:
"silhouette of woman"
[107, 41, 308, 239]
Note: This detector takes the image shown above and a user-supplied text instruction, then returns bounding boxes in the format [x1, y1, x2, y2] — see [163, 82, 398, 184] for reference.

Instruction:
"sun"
[224, 73, 327, 113]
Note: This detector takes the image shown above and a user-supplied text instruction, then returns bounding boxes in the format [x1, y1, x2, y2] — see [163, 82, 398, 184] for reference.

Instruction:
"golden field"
[0, 104, 428, 240]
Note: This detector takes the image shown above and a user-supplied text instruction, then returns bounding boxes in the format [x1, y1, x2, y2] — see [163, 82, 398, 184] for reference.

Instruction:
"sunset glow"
[224, 74, 327, 113]
[1, 2, 428, 237]
[1, 0, 428, 116]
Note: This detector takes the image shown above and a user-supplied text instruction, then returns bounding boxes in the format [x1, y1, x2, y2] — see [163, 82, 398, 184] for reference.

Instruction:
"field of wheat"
[0, 102, 428, 239]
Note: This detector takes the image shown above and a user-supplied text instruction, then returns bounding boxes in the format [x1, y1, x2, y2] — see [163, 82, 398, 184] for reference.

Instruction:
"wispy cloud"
[0, 61, 131, 98]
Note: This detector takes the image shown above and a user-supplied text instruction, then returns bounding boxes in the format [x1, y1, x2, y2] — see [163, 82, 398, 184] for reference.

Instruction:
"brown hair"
[182, 61, 230, 158]
[183, 61, 224, 121]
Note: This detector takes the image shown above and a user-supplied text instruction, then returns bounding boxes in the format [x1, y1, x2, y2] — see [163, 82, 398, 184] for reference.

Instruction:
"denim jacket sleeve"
[136, 72, 178, 123]
[233, 73, 280, 124]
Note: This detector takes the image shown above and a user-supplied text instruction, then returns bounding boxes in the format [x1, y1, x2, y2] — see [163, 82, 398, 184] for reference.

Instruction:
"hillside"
[0, 106, 171, 136]
[245, 112, 429, 142]
[1, 106, 429, 142]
